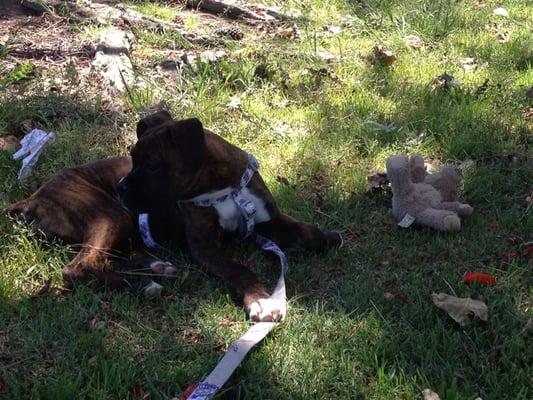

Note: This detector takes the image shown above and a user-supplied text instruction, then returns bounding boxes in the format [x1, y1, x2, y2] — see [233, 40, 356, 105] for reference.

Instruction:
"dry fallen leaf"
[99, 300, 110, 310]
[403, 34, 423, 48]
[366, 171, 389, 191]
[384, 292, 395, 302]
[0, 135, 21, 152]
[274, 25, 300, 40]
[368, 45, 397, 66]
[88, 317, 106, 331]
[461, 57, 477, 72]
[33, 279, 52, 297]
[422, 388, 441, 400]
[431, 292, 488, 327]
[493, 7, 509, 17]
[433, 72, 460, 90]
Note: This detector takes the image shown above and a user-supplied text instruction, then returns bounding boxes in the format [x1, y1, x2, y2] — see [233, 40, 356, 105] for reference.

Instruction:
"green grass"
[0, 0, 532, 399]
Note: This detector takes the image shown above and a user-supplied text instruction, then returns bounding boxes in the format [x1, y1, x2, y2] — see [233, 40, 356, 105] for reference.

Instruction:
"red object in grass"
[179, 384, 198, 400]
[522, 246, 533, 258]
[502, 250, 519, 261]
[463, 272, 496, 286]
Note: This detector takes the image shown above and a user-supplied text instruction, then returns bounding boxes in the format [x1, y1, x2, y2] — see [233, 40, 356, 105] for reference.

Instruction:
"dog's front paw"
[248, 298, 286, 322]
[150, 260, 177, 277]
[325, 231, 343, 248]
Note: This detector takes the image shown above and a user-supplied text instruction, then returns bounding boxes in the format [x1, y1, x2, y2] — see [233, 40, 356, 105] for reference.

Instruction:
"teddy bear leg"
[440, 201, 473, 217]
[416, 208, 461, 232]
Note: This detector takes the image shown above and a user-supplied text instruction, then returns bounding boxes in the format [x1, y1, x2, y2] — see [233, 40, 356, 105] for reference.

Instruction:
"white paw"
[248, 298, 286, 322]
[150, 261, 177, 277]
[144, 280, 163, 298]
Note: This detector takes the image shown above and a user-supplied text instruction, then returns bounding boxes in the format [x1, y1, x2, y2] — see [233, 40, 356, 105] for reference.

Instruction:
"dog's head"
[118, 111, 207, 214]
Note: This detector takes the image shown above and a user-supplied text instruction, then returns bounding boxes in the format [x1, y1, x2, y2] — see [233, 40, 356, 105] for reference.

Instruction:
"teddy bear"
[386, 154, 473, 232]
[408, 154, 461, 201]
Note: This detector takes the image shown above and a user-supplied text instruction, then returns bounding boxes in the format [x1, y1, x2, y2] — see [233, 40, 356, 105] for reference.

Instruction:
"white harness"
[138, 153, 287, 400]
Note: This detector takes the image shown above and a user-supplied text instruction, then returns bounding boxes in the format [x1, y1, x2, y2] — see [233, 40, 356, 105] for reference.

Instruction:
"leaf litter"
[431, 292, 488, 327]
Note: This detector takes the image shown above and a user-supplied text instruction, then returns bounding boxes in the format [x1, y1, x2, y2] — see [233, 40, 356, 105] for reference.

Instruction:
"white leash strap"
[186, 233, 287, 400]
[186, 322, 276, 400]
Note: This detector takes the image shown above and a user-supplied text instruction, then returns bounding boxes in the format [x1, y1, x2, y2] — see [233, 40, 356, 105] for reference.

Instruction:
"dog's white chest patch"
[211, 187, 270, 232]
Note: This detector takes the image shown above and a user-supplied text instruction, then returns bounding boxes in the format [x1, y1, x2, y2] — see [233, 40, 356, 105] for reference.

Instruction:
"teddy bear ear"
[386, 154, 409, 171]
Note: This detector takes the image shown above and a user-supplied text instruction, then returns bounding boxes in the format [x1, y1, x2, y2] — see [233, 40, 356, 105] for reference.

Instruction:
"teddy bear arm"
[416, 208, 461, 232]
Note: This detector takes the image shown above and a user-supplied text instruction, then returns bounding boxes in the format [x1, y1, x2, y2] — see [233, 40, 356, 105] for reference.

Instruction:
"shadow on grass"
[0, 89, 531, 399]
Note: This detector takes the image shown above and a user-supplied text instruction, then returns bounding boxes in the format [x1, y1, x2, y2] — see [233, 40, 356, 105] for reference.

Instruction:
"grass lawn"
[0, 0, 531, 399]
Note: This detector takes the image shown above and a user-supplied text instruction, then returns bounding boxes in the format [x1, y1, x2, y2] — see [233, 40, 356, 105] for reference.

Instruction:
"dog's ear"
[168, 118, 207, 172]
[136, 110, 173, 138]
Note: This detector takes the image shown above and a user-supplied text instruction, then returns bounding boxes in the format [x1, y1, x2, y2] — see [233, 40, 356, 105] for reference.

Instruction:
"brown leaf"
[432, 72, 460, 90]
[366, 171, 389, 191]
[384, 292, 395, 302]
[523, 107, 533, 120]
[88, 355, 98, 366]
[369, 45, 397, 66]
[274, 25, 300, 40]
[88, 317, 105, 331]
[0, 135, 21, 152]
[431, 292, 488, 327]
[99, 300, 110, 311]
[34, 279, 51, 296]
[132, 383, 144, 400]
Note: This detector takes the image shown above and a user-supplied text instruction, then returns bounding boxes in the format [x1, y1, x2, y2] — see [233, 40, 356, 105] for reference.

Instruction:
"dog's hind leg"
[61, 215, 136, 287]
[256, 213, 342, 251]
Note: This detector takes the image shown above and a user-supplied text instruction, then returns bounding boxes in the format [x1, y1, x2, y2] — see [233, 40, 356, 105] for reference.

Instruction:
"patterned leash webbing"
[138, 153, 288, 400]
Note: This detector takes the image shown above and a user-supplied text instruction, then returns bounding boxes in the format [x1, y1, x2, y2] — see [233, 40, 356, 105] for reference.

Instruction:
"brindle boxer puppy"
[118, 111, 342, 321]
[5, 112, 186, 295]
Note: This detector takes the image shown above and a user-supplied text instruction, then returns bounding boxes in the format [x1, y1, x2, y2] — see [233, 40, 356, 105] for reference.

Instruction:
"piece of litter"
[12, 129, 54, 180]
[431, 292, 488, 327]
[493, 8, 509, 17]
[398, 213, 415, 228]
